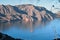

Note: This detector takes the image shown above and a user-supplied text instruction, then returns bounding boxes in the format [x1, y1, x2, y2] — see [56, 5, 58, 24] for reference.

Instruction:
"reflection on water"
[0, 20, 47, 32]
[0, 19, 60, 40]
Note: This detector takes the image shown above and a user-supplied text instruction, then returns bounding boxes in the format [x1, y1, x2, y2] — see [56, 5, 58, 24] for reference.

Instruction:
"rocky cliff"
[56, 11, 60, 18]
[0, 4, 57, 22]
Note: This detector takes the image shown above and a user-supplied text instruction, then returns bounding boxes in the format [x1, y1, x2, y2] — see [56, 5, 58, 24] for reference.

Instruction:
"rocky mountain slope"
[0, 4, 57, 22]
[56, 11, 60, 18]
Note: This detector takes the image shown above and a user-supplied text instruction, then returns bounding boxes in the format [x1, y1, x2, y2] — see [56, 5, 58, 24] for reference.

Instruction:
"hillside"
[0, 4, 57, 22]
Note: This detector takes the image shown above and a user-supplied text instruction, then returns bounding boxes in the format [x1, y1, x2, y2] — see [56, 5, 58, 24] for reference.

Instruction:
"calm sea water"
[0, 19, 60, 40]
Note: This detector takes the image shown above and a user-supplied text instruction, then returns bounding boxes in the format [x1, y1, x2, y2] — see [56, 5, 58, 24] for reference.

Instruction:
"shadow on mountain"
[0, 13, 6, 17]
[34, 6, 46, 11]
[13, 6, 27, 14]
[46, 10, 57, 18]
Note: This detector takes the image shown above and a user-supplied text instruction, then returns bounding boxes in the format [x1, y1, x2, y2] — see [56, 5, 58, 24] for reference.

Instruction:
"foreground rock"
[0, 4, 57, 22]
[0, 33, 22, 40]
[54, 38, 60, 40]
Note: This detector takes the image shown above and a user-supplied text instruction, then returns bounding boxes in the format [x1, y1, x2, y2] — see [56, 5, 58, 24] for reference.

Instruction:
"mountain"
[0, 4, 57, 22]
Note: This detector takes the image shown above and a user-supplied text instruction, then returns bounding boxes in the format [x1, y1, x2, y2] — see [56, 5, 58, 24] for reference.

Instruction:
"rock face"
[56, 11, 60, 18]
[0, 33, 22, 40]
[0, 4, 56, 22]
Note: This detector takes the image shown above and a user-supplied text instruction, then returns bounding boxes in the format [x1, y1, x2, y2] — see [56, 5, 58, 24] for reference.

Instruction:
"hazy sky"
[0, 0, 60, 13]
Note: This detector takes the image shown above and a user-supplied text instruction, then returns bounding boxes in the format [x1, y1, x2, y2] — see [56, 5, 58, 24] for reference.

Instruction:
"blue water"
[0, 19, 60, 40]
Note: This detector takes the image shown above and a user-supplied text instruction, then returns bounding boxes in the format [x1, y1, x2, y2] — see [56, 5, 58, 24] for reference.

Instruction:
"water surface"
[0, 19, 60, 40]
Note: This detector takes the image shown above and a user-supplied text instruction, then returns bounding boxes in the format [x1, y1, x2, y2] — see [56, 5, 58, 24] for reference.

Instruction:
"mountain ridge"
[0, 4, 57, 22]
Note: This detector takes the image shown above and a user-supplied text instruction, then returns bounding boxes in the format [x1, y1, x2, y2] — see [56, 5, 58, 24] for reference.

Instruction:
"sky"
[0, 0, 60, 13]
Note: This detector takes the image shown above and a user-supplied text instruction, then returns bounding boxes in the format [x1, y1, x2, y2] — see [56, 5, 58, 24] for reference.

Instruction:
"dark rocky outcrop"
[54, 38, 60, 40]
[0, 33, 22, 40]
[0, 4, 57, 22]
